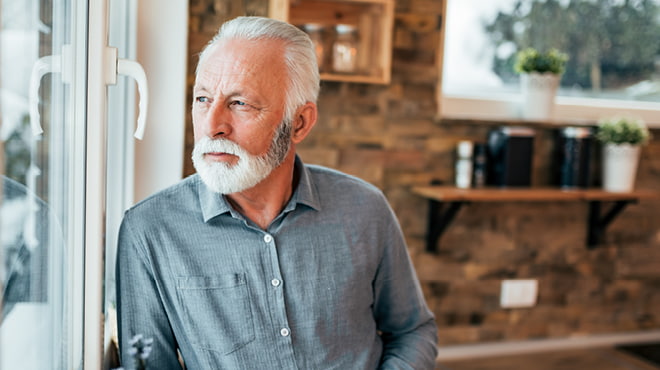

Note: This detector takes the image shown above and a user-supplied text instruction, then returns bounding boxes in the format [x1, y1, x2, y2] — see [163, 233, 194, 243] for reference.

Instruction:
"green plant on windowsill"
[514, 47, 569, 75]
[596, 116, 651, 146]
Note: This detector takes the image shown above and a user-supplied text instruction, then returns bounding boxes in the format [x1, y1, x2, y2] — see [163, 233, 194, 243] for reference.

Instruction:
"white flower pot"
[602, 143, 640, 192]
[520, 72, 560, 120]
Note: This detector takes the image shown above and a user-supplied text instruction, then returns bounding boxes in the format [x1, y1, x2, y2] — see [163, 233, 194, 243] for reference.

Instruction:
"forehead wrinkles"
[196, 38, 288, 92]
[196, 56, 253, 92]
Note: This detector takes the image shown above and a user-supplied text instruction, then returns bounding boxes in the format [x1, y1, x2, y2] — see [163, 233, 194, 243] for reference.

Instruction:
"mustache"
[194, 137, 245, 156]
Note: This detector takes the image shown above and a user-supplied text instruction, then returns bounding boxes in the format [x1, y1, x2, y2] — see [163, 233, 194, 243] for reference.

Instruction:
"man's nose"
[205, 103, 232, 138]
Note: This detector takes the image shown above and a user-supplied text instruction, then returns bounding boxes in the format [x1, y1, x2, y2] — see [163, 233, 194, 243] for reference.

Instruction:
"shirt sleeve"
[116, 212, 183, 370]
[372, 198, 438, 370]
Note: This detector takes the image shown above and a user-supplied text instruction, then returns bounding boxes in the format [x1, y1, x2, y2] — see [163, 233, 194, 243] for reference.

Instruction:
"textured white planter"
[602, 143, 641, 193]
[520, 72, 560, 120]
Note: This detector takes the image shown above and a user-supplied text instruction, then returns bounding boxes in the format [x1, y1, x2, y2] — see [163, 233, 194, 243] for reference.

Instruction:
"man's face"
[191, 38, 291, 194]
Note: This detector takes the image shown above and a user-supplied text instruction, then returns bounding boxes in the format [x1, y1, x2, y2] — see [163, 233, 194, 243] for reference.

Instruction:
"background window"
[443, 0, 660, 103]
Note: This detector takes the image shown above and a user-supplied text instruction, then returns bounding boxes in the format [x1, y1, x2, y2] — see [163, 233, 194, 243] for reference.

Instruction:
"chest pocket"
[176, 273, 255, 354]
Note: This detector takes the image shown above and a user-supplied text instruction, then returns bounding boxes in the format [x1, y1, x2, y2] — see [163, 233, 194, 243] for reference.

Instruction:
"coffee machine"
[486, 127, 535, 187]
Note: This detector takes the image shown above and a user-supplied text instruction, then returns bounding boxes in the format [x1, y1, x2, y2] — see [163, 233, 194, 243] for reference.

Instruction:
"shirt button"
[271, 278, 281, 287]
[264, 234, 273, 243]
[280, 328, 290, 337]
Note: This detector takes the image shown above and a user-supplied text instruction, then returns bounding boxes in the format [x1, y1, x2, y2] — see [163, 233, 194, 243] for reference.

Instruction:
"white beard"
[192, 137, 276, 194]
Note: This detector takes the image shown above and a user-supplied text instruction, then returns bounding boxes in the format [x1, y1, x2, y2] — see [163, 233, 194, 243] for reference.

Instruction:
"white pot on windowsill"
[514, 48, 568, 121]
[520, 72, 561, 120]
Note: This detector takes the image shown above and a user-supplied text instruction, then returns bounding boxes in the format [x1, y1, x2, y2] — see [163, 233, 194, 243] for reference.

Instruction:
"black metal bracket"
[587, 200, 635, 248]
[425, 200, 466, 253]
[424, 198, 637, 252]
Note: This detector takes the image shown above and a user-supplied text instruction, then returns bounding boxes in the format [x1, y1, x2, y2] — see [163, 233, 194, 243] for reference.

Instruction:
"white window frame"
[1, 1, 188, 368]
[90, 0, 188, 367]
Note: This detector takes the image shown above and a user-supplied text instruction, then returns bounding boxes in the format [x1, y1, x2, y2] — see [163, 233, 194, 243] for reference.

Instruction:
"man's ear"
[291, 102, 317, 144]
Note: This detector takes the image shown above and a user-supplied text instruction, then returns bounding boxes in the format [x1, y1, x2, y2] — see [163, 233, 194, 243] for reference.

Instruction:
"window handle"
[26, 45, 71, 246]
[30, 46, 148, 139]
[105, 47, 149, 140]
[29, 55, 55, 136]
[28, 45, 72, 136]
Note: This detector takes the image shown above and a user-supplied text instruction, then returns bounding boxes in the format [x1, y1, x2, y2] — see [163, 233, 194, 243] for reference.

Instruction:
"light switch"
[500, 279, 538, 308]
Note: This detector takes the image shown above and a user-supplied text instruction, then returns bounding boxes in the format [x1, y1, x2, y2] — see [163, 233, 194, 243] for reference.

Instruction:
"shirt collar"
[198, 175, 233, 223]
[197, 155, 321, 223]
[286, 155, 321, 212]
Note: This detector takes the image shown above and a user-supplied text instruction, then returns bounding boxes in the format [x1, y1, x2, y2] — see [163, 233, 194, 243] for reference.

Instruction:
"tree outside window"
[444, 0, 660, 102]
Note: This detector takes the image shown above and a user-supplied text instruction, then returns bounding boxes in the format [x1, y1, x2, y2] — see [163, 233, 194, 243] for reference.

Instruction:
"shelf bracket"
[426, 200, 465, 253]
[587, 200, 635, 248]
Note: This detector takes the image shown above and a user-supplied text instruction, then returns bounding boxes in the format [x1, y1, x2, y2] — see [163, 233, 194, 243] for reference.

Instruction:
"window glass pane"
[1, 0, 85, 368]
[443, 0, 660, 102]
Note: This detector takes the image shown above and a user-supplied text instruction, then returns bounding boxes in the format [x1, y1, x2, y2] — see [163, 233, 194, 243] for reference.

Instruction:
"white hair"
[197, 16, 320, 121]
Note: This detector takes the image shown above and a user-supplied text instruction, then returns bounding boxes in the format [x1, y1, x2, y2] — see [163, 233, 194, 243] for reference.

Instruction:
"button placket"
[261, 231, 292, 349]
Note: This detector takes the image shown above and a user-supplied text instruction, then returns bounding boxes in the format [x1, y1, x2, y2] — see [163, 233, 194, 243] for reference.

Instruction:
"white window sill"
[440, 94, 660, 128]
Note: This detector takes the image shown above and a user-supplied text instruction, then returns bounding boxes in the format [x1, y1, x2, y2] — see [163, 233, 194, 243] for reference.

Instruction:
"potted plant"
[514, 48, 568, 120]
[596, 116, 651, 192]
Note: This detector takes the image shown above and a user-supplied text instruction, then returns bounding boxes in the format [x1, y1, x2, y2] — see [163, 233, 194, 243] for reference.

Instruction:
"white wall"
[134, 1, 189, 202]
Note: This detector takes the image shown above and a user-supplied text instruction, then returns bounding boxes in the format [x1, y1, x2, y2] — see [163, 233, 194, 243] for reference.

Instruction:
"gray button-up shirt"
[116, 157, 438, 369]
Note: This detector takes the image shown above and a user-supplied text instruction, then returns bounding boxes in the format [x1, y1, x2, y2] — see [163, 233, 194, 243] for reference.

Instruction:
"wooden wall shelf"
[412, 186, 660, 252]
[269, 0, 394, 84]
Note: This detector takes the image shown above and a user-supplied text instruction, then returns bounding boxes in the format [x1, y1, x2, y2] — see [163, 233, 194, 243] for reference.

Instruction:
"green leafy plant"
[596, 116, 651, 145]
[514, 48, 569, 75]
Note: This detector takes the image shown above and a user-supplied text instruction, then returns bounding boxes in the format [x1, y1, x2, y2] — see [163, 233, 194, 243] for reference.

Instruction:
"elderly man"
[116, 16, 437, 369]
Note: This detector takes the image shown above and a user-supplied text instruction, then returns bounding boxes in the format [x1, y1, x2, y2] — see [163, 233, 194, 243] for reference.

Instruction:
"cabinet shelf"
[412, 186, 660, 252]
[269, 0, 394, 84]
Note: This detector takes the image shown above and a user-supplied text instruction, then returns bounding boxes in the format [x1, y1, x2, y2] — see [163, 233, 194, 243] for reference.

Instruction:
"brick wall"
[186, 0, 660, 346]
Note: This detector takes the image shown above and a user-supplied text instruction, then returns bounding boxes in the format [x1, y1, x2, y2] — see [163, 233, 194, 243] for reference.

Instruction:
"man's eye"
[195, 96, 209, 103]
[231, 100, 247, 106]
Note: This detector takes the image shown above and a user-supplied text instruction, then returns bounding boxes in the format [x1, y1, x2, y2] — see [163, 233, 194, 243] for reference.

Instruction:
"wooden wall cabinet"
[269, 0, 394, 84]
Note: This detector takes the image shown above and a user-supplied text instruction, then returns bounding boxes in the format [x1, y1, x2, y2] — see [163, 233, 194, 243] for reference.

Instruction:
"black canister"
[555, 127, 594, 188]
[472, 142, 487, 188]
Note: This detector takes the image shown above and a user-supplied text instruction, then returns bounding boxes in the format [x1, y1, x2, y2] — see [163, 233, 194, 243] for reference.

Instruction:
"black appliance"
[486, 127, 535, 187]
[554, 126, 594, 188]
